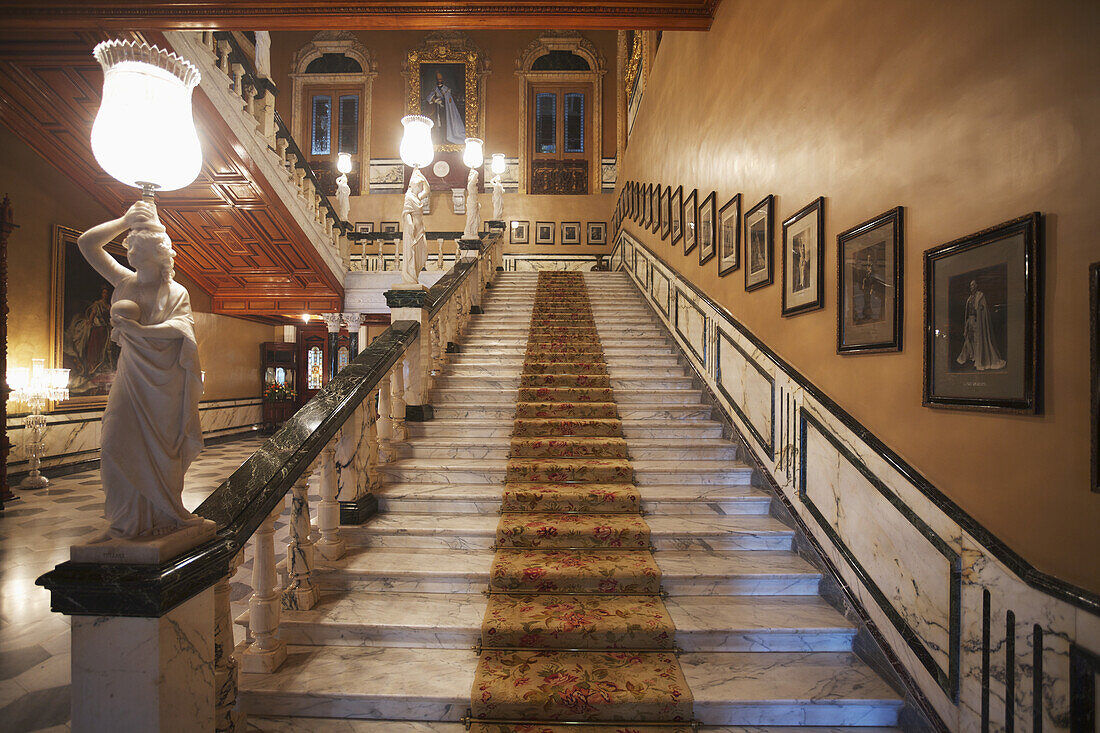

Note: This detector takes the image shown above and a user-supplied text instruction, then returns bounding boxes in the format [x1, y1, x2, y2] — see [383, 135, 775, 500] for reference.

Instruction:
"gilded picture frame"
[404, 33, 484, 153]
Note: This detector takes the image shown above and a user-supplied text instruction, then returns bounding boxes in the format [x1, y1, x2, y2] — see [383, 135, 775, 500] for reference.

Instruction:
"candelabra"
[7, 359, 69, 489]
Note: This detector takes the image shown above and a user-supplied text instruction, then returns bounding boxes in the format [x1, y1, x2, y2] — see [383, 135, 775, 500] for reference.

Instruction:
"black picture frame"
[1092, 261, 1099, 492]
[671, 185, 683, 246]
[683, 188, 698, 256]
[380, 221, 400, 234]
[587, 221, 607, 246]
[561, 221, 581, 245]
[632, 182, 639, 221]
[657, 185, 667, 238]
[698, 191, 717, 266]
[535, 221, 555, 245]
[650, 184, 660, 234]
[717, 193, 741, 277]
[510, 220, 530, 244]
[660, 186, 671, 240]
[782, 196, 826, 317]
[744, 194, 774, 292]
[644, 184, 653, 229]
[354, 221, 374, 234]
[837, 207, 904, 354]
[923, 212, 1042, 413]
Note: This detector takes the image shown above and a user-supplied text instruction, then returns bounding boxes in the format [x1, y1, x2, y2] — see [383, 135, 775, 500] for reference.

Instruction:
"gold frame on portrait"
[404, 32, 486, 153]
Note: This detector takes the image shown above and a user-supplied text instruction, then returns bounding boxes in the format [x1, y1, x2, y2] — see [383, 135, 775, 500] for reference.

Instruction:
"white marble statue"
[462, 167, 481, 240]
[335, 172, 351, 222]
[400, 168, 430, 285]
[254, 31, 271, 79]
[490, 174, 504, 221]
[77, 201, 205, 540]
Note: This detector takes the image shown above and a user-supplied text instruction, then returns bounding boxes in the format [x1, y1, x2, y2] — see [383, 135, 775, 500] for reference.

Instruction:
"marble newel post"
[384, 287, 434, 422]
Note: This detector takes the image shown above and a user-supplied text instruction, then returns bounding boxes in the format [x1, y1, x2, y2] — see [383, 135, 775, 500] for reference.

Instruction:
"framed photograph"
[650, 184, 660, 233]
[510, 220, 530, 244]
[671, 185, 683, 245]
[641, 185, 650, 229]
[923, 212, 1042, 413]
[683, 188, 698, 255]
[698, 191, 717, 265]
[658, 186, 670, 240]
[745, 194, 774, 292]
[535, 221, 555, 245]
[838, 207, 904, 353]
[587, 221, 607, 246]
[782, 197, 826, 316]
[562, 221, 581, 245]
[381, 221, 400, 234]
[718, 194, 741, 277]
[51, 225, 127, 409]
[1092, 262, 1100, 492]
[354, 221, 375, 234]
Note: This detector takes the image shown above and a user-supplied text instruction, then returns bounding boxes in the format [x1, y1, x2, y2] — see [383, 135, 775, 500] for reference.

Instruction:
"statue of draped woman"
[78, 201, 205, 539]
[491, 174, 504, 221]
[400, 167, 430, 285]
[462, 167, 481, 240]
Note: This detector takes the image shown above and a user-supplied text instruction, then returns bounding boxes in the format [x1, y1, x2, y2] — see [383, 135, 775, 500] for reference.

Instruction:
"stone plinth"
[71, 519, 217, 564]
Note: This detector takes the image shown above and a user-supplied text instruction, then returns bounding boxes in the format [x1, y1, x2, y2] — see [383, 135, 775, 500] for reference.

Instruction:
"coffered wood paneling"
[0, 2, 720, 31]
[0, 31, 343, 319]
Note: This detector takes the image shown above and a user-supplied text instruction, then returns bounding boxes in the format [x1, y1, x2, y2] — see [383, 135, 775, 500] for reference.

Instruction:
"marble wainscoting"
[6, 398, 263, 477]
[501, 254, 603, 272]
[612, 231, 1100, 732]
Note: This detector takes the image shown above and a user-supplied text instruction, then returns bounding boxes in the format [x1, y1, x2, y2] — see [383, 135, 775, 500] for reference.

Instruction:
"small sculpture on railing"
[335, 173, 351, 222]
[400, 167, 430, 286]
[77, 201, 206, 541]
[491, 173, 504, 221]
[462, 166, 481, 241]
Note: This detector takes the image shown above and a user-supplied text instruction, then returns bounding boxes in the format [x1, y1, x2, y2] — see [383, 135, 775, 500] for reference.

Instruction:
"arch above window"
[531, 50, 591, 72]
[305, 53, 364, 75]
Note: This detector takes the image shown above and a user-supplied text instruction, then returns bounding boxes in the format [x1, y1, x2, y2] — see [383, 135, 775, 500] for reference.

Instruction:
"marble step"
[429, 388, 704, 405]
[376, 458, 753, 486]
[432, 375, 696, 391]
[236, 592, 854, 653]
[471, 315, 656, 325]
[318, 547, 821, 595]
[404, 418, 724, 439]
[336, 512, 793, 551]
[429, 403, 715, 421]
[237, 647, 898, 725]
[461, 335, 671, 346]
[448, 353, 684, 368]
[393, 437, 738, 461]
[374, 481, 773, 515]
[245, 720, 900, 732]
[452, 346, 679, 357]
[464, 324, 665, 335]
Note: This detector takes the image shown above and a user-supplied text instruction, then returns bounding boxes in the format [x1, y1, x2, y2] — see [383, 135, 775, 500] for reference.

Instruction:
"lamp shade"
[90, 40, 202, 193]
[337, 152, 352, 174]
[463, 138, 484, 169]
[490, 153, 506, 176]
[399, 115, 434, 169]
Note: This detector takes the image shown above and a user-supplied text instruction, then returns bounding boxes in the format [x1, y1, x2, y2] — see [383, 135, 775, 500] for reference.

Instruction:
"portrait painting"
[671, 185, 683, 245]
[782, 197, 825, 316]
[51, 225, 126, 408]
[588, 221, 607, 245]
[924, 212, 1041, 412]
[838, 207, 903, 353]
[562, 222, 581, 245]
[536, 221, 555, 245]
[698, 191, 717, 265]
[744, 194, 774, 291]
[510, 220, 530, 244]
[718, 194, 741, 277]
[683, 189, 698, 255]
[419, 62, 467, 147]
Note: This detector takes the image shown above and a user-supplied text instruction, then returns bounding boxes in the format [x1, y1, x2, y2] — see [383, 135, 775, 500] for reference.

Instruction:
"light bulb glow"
[7, 367, 29, 393]
[491, 153, 506, 176]
[463, 138, 484, 169]
[90, 40, 202, 192]
[399, 115, 434, 169]
[337, 152, 352, 174]
[301, 313, 311, 323]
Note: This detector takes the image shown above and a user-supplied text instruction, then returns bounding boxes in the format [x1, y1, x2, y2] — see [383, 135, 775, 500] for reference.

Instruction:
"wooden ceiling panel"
[0, 30, 344, 317]
[0, 1, 721, 31]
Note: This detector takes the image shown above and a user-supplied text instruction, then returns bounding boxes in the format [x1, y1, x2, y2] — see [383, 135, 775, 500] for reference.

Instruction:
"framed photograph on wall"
[562, 221, 582, 245]
[698, 191, 717, 265]
[587, 221, 607, 246]
[535, 221, 555, 245]
[745, 194, 774, 292]
[838, 207, 904, 353]
[381, 221, 400, 234]
[643, 185, 653, 229]
[683, 188, 698, 255]
[510, 220, 530, 244]
[923, 212, 1042, 413]
[671, 185, 683, 245]
[650, 184, 660, 234]
[630, 182, 638, 220]
[659, 186, 670, 240]
[782, 197, 825, 316]
[354, 221, 374, 234]
[718, 194, 741, 277]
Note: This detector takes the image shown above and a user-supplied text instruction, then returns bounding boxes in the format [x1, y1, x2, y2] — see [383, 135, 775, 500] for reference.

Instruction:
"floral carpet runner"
[469, 272, 694, 732]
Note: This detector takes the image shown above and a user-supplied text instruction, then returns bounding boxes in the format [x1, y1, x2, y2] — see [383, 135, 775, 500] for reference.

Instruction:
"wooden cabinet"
[261, 342, 297, 431]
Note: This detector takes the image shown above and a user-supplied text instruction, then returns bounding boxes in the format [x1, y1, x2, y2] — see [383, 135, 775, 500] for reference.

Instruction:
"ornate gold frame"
[404, 32, 486, 153]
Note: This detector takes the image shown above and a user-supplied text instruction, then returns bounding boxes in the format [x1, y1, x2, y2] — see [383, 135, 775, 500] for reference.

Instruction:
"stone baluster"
[243, 82, 256, 118]
[362, 390, 381, 493]
[230, 62, 245, 97]
[240, 504, 287, 673]
[258, 93, 277, 144]
[392, 357, 407, 442]
[216, 40, 231, 76]
[315, 443, 345, 561]
[281, 471, 320, 611]
[214, 549, 245, 732]
[361, 239, 369, 272]
[277, 138, 289, 166]
[202, 31, 216, 55]
[377, 370, 394, 463]
[436, 237, 445, 270]
[293, 165, 305, 192]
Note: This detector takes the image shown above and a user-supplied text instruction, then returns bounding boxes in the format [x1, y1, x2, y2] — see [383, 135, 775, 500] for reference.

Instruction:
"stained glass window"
[535, 92, 557, 154]
[311, 95, 331, 156]
[307, 346, 323, 389]
[337, 346, 349, 372]
[275, 367, 286, 385]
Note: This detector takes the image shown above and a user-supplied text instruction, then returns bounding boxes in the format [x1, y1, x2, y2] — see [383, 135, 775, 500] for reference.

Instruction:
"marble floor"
[0, 434, 272, 733]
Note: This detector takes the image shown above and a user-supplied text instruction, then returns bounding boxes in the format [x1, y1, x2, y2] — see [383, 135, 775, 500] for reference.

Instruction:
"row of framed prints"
[509, 220, 607, 246]
[614, 180, 1044, 415]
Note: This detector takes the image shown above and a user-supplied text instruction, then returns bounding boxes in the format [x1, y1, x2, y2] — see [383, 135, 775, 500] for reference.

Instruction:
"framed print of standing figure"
[838, 207, 903, 353]
[718, 194, 741, 277]
[698, 191, 717, 265]
[782, 197, 825, 316]
[683, 188, 698, 256]
[744, 194, 774, 291]
[923, 212, 1041, 413]
[671, 185, 683, 246]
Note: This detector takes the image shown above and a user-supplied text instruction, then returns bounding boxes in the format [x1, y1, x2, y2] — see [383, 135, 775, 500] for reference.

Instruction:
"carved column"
[240, 504, 287, 673]
[377, 371, 394, 463]
[281, 472, 320, 611]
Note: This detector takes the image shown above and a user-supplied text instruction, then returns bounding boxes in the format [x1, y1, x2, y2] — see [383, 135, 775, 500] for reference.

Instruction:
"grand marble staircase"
[239, 271, 906, 731]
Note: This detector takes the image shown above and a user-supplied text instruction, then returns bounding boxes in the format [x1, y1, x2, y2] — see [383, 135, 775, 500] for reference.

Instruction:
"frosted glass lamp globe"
[337, 152, 353, 174]
[490, 153, 506, 176]
[90, 40, 202, 196]
[399, 115, 434, 169]
[462, 138, 484, 170]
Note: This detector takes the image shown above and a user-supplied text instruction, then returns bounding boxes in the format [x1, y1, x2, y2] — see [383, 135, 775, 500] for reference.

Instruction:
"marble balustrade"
[613, 230, 1100, 733]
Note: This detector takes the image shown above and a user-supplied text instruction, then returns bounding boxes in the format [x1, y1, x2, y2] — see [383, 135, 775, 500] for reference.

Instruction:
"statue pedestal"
[457, 237, 485, 251]
[71, 520, 217, 564]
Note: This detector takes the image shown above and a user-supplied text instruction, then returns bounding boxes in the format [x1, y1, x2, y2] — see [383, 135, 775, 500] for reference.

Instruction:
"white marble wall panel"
[503, 256, 598, 272]
[716, 329, 774, 458]
[601, 157, 617, 191]
[610, 231, 1100, 733]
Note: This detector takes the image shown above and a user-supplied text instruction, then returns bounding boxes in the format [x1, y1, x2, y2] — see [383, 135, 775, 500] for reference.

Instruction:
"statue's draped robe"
[401, 182, 428, 284]
[101, 282, 204, 537]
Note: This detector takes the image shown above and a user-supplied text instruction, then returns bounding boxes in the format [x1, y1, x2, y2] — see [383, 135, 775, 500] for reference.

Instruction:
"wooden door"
[529, 83, 590, 195]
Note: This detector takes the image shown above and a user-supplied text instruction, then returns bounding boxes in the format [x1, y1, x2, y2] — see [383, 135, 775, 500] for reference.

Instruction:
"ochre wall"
[619, 0, 1100, 592]
[0, 125, 278, 406]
